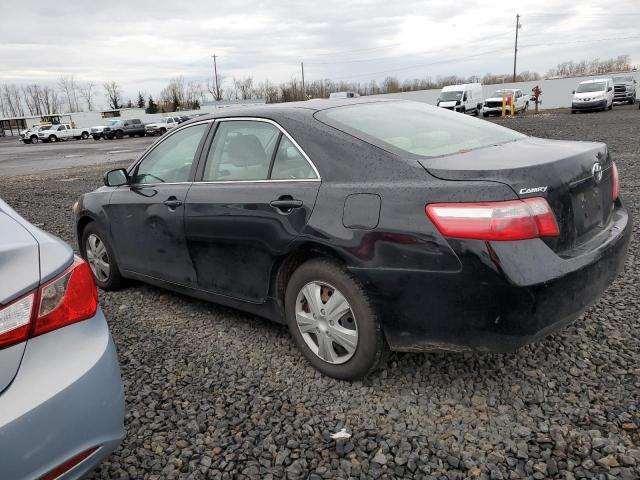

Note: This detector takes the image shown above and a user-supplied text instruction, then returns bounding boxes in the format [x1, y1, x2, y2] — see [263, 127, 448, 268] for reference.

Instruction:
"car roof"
[188, 98, 401, 123]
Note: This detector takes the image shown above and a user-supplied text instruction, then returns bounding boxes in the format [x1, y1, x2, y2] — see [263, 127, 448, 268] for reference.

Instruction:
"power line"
[322, 34, 640, 83]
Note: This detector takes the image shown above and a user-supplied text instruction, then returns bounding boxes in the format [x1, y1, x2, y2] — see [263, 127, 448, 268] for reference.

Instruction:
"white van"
[329, 91, 360, 99]
[571, 78, 614, 113]
[437, 83, 483, 115]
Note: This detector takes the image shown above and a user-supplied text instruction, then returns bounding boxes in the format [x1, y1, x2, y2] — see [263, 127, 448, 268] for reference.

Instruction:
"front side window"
[319, 101, 526, 157]
[133, 123, 207, 184]
[203, 121, 280, 181]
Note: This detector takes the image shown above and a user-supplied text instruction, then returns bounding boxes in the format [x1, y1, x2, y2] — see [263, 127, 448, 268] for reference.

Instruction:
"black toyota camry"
[74, 99, 631, 380]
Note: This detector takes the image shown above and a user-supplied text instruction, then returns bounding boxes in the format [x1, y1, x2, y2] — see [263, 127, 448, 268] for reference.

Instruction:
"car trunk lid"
[419, 137, 615, 253]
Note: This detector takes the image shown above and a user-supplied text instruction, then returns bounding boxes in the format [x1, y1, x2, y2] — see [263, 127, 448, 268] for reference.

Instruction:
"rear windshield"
[319, 101, 525, 157]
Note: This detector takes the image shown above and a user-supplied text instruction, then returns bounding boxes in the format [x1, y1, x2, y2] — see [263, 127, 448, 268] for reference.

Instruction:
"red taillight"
[33, 257, 98, 337]
[0, 257, 97, 349]
[612, 162, 619, 201]
[426, 197, 560, 241]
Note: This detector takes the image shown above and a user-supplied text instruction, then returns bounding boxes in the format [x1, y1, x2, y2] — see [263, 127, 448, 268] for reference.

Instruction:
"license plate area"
[571, 184, 603, 235]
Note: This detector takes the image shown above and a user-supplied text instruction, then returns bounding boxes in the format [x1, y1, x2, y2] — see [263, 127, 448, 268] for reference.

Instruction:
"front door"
[106, 122, 210, 284]
[184, 119, 321, 302]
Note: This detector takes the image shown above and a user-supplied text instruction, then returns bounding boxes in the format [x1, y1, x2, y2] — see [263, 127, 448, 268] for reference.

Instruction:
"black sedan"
[74, 99, 631, 380]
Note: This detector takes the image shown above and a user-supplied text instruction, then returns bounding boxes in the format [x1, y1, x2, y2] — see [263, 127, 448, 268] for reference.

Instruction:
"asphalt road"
[0, 136, 155, 176]
[1, 105, 639, 479]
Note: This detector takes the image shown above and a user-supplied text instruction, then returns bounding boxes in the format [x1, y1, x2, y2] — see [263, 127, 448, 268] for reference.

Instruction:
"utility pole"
[513, 14, 521, 83]
[211, 54, 220, 101]
[301, 62, 306, 100]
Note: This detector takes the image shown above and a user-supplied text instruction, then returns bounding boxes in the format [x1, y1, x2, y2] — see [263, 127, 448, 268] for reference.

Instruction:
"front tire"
[81, 131, 89, 140]
[285, 258, 386, 380]
[81, 223, 125, 290]
[48, 135, 57, 143]
[93, 135, 101, 141]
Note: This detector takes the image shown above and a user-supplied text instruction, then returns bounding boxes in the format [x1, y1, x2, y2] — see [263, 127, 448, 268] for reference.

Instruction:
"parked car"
[329, 91, 360, 99]
[91, 120, 120, 140]
[144, 116, 183, 136]
[482, 88, 528, 116]
[571, 79, 614, 113]
[19, 124, 52, 144]
[178, 115, 192, 124]
[103, 119, 146, 139]
[74, 99, 631, 380]
[437, 83, 483, 115]
[0, 198, 124, 479]
[612, 75, 637, 105]
[37, 124, 90, 143]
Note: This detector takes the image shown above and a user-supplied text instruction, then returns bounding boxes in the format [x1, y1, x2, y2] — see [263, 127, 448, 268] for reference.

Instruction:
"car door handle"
[163, 197, 183, 208]
[270, 198, 303, 210]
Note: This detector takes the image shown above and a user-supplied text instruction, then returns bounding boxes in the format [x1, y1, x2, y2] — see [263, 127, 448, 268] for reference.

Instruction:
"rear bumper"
[0, 309, 125, 480]
[353, 203, 631, 353]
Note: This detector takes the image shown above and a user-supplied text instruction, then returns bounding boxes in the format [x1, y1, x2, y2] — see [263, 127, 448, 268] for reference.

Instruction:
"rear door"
[106, 121, 211, 284]
[184, 118, 321, 302]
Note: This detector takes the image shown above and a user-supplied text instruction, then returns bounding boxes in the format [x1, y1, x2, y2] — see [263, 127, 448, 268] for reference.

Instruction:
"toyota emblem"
[592, 162, 603, 184]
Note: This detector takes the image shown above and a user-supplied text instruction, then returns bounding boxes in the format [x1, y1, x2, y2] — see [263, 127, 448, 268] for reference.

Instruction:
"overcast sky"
[1, 0, 639, 107]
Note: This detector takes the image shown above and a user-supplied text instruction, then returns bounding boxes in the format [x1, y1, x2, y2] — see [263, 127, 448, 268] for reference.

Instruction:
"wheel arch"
[76, 214, 98, 251]
[271, 241, 350, 313]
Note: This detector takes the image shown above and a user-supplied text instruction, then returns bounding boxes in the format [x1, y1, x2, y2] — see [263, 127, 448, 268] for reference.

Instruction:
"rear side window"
[318, 101, 525, 157]
[271, 137, 317, 180]
[203, 121, 279, 181]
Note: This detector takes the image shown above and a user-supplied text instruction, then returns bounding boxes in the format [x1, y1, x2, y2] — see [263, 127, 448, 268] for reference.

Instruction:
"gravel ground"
[0, 105, 638, 479]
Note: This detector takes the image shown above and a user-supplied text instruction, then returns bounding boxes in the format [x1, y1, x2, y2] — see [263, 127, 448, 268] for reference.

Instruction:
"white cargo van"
[436, 83, 483, 115]
[571, 78, 614, 113]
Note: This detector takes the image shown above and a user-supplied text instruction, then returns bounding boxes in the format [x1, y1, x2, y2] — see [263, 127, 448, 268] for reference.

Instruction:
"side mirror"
[572, 90, 576, 94]
[608, 87, 613, 92]
[104, 168, 129, 187]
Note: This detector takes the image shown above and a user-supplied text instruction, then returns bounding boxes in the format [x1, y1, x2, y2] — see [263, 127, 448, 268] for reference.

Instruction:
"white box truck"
[436, 83, 483, 115]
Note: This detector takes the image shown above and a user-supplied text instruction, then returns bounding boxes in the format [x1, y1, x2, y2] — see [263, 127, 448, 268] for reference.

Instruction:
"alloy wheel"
[295, 281, 358, 364]
[85, 233, 110, 282]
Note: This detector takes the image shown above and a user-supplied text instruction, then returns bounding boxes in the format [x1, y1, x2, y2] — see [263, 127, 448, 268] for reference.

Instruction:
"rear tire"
[115, 130, 124, 139]
[81, 223, 125, 290]
[285, 258, 386, 380]
[482, 112, 489, 117]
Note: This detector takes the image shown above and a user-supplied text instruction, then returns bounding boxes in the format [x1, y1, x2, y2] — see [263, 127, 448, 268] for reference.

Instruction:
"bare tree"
[160, 77, 186, 111]
[40, 86, 61, 114]
[207, 74, 225, 101]
[78, 81, 96, 111]
[23, 84, 44, 115]
[58, 75, 81, 112]
[0, 84, 25, 117]
[103, 81, 122, 109]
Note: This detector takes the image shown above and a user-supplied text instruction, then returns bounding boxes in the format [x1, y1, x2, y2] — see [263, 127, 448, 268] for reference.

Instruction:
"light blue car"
[0, 198, 124, 479]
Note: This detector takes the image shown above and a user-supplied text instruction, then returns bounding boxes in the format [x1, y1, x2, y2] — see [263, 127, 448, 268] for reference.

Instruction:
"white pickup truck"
[144, 116, 184, 136]
[37, 124, 90, 143]
[482, 89, 529, 117]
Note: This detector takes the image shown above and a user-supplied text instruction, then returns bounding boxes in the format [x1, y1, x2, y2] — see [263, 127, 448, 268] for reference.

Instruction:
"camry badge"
[519, 186, 548, 195]
[592, 162, 603, 184]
